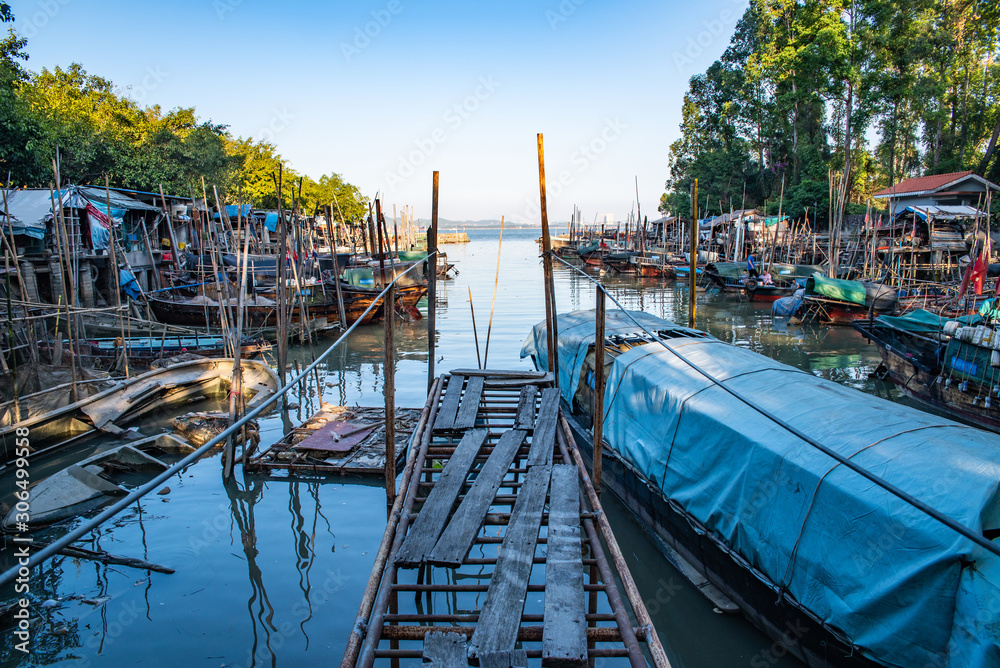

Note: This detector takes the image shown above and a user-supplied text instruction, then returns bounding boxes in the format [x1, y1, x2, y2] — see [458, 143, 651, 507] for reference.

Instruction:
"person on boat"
[761, 270, 774, 285]
[979, 298, 1000, 321]
[747, 254, 758, 278]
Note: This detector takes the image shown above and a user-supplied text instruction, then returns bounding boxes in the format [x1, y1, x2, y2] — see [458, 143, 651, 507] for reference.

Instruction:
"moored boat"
[0, 358, 279, 464]
[522, 308, 1000, 668]
[2, 433, 195, 529]
[853, 310, 1000, 432]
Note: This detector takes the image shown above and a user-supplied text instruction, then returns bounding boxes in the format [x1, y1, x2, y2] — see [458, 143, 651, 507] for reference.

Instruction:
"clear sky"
[12, 0, 747, 223]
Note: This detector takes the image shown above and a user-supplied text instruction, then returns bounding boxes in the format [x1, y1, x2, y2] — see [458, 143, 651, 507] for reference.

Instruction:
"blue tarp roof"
[214, 204, 252, 220]
[523, 309, 1000, 668]
[263, 211, 280, 232]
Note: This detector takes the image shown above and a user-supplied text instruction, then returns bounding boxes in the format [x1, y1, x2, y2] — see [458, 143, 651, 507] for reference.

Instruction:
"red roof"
[873, 170, 974, 198]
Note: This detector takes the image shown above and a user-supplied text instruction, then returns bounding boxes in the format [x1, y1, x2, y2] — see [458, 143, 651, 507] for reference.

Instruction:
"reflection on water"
[0, 227, 935, 668]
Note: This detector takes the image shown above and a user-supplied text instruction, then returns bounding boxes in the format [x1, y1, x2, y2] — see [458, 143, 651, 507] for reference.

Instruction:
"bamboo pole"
[482, 215, 504, 368]
[537, 134, 559, 387]
[593, 288, 605, 494]
[273, 169, 288, 388]
[689, 179, 698, 329]
[384, 282, 396, 507]
[328, 200, 348, 329]
[48, 183, 79, 401]
[105, 177, 130, 379]
[427, 172, 439, 393]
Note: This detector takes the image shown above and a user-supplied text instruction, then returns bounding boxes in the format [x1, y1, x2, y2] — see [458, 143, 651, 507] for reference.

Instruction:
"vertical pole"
[689, 178, 699, 329]
[427, 172, 439, 393]
[593, 289, 605, 495]
[537, 133, 559, 386]
[274, 170, 288, 388]
[384, 282, 396, 507]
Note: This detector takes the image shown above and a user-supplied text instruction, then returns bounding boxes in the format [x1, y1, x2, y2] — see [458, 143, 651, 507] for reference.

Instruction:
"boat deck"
[246, 405, 422, 476]
[342, 369, 668, 668]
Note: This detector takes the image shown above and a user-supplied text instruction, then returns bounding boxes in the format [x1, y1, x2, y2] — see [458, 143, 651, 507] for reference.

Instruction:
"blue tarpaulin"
[522, 309, 1000, 668]
[263, 212, 280, 232]
[215, 204, 252, 220]
[118, 268, 143, 300]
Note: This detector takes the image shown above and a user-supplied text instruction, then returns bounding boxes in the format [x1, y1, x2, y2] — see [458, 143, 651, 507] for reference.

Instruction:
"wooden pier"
[342, 369, 669, 668]
[246, 405, 422, 476]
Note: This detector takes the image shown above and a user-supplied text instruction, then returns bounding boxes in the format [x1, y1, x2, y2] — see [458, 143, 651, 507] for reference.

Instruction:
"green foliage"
[0, 14, 365, 219]
[664, 0, 1000, 228]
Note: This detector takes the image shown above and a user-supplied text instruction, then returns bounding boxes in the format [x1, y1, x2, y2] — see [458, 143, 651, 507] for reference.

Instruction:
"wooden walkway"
[342, 369, 669, 668]
[245, 405, 422, 476]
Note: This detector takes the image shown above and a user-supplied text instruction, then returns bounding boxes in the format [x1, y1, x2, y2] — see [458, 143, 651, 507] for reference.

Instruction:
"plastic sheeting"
[520, 309, 707, 407]
[878, 309, 980, 334]
[806, 273, 899, 310]
[524, 309, 1000, 668]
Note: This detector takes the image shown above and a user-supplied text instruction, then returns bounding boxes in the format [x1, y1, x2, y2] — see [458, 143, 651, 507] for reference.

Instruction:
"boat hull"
[562, 410, 874, 668]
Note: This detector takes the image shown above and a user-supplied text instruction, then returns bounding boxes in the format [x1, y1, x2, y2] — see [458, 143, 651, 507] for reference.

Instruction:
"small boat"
[853, 310, 1000, 432]
[43, 335, 270, 372]
[792, 273, 898, 325]
[0, 358, 280, 464]
[742, 278, 799, 302]
[630, 254, 676, 278]
[522, 308, 1000, 668]
[2, 433, 195, 529]
[601, 251, 639, 274]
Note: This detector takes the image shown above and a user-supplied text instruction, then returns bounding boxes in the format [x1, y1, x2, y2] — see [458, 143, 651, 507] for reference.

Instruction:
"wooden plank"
[450, 369, 547, 379]
[423, 631, 467, 668]
[467, 465, 551, 660]
[427, 429, 527, 568]
[542, 465, 587, 667]
[435, 374, 465, 430]
[526, 388, 560, 468]
[479, 649, 528, 668]
[395, 429, 488, 567]
[453, 375, 484, 430]
[514, 385, 537, 431]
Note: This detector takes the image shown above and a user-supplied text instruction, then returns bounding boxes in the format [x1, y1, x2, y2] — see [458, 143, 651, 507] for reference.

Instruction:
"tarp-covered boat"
[522, 309, 1000, 668]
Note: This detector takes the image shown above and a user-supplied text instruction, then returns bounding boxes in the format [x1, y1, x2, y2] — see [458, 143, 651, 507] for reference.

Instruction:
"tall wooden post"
[427, 171, 439, 393]
[689, 179, 699, 329]
[384, 282, 396, 506]
[274, 170, 288, 388]
[537, 133, 559, 386]
[593, 289, 605, 495]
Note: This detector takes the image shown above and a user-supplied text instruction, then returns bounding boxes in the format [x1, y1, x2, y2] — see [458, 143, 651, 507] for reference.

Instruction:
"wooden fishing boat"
[41, 335, 270, 372]
[523, 309, 1000, 668]
[792, 274, 899, 325]
[2, 433, 195, 529]
[743, 279, 798, 302]
[0, 358, 279, 465]
[601, 251, 639, 274]
[630, 255, 676, 278]
[854, 311, 1000, 432]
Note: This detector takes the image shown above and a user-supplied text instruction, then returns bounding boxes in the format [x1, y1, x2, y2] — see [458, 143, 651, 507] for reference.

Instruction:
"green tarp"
[805, 273, 868, 305]
[878, 309, 980, 334]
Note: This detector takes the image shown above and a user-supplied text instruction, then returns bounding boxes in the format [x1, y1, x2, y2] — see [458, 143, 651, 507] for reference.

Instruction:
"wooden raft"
[245, 405, 421, 476]
[342, 369, 667, 668]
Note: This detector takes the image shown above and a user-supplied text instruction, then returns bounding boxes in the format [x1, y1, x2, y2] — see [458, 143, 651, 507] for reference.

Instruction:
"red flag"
[972, 254, 988, 295]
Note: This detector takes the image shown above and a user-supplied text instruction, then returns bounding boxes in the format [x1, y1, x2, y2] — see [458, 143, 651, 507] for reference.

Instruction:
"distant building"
[873, 170, 999, 216]
[602, 214, 614, 225]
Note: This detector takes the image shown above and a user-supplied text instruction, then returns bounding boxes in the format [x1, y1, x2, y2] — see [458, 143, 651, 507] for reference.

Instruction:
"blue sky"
[13, 0, 747, 223]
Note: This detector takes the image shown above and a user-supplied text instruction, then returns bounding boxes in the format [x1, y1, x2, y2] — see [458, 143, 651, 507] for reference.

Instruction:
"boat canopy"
[806, 273, 898, 310]
[877, 308, 981, 334]
[523, 309, 1000, 668]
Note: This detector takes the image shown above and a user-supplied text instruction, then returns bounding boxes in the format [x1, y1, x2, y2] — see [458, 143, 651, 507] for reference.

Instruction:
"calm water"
[0, 227, 910, 668]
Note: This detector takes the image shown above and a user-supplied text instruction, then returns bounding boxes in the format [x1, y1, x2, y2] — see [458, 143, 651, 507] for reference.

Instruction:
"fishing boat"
[629, 254, 676, 278]
[2, 433, 195, 529]
[522, 309, 1000, 668]
[853, 310, 1000, 432]
[793, 274, 899, 324]
[601, 250, 639, 274]
[42, 335, 270, 372]
[0, 358, 279, 464]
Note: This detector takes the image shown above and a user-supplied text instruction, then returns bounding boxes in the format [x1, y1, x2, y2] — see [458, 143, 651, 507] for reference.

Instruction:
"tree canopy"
[662, 0, 1000, 225]
[0, 7, 367, 220]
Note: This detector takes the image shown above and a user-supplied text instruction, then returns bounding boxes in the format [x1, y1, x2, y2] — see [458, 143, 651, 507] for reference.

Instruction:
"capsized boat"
[0, 358, 279, 464]
[853, 309, 1000, 432]
[522, 309, 1000, 668]
[2, 433, 194, 529]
